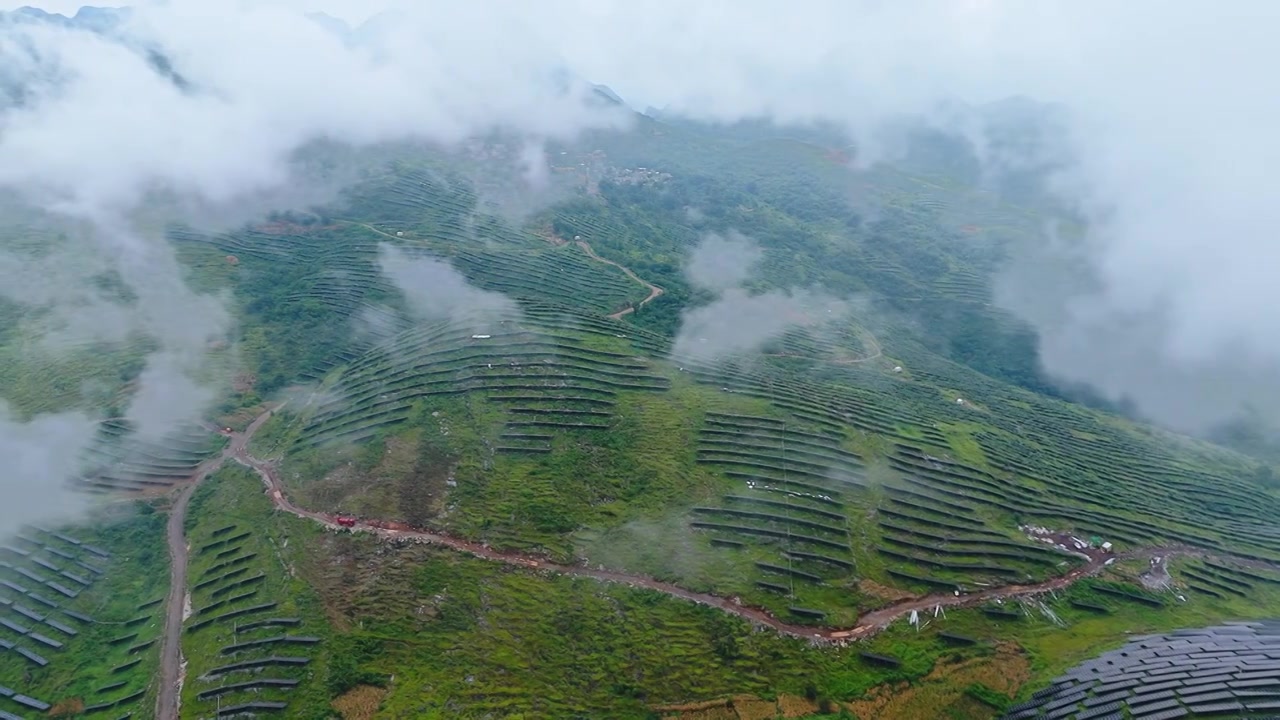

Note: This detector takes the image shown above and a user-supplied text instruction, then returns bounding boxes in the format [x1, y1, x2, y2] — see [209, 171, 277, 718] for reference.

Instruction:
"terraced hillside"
[1004, 621, 1280, 719]
[7, 116, 1280, 718]
[0, 517, 167, 720]
[178, 466, 334, 718]
[77, 420, 226, 495]
[294, 309, 670, 450]
[192, 134, 1279, 610]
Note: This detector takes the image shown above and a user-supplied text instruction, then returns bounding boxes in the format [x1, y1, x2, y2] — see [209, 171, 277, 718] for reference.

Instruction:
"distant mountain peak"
[2, 5, 129, 29]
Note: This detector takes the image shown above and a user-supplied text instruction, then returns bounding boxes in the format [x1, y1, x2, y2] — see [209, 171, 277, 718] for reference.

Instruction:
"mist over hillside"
[0, 0, 1273, 593]
[3, 5, 1280, 719]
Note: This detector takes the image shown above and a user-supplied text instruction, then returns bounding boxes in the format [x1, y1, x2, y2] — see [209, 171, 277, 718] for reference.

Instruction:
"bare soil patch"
[332, 685, 388, 720]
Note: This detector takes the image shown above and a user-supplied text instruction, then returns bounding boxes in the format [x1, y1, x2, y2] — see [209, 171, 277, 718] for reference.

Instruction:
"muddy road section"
[156, 409, 278, 720]
[159, 406, 1264, 660]
[574, 239, 664, 320]
[227, 417, 1220, 645]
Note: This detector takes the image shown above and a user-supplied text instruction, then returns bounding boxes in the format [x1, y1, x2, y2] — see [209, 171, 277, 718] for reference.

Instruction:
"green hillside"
[5, 115, 1280, 719]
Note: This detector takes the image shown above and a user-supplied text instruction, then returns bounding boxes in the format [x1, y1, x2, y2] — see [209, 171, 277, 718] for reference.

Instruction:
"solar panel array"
[1, 529, 126, 719]
[1003, 622, 1280, 719]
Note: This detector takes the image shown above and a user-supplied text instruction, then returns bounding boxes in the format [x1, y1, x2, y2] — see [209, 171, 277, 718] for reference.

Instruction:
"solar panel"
[1130, 701, 1182, 719]
[1230, 678, 1280, 688]
[59, 572, 90, 586]
[0, 618, 31, 634]
[1139, 708, 1188, 720]
[1234, 687, 1280, 698]
[1186, 700, 1242, 713]
[1042, 690, 1089, 712]
[24, 593, 57, 609]
[1146, 669, 1192, 680]
[1181, 673, 1235, 687]
[26, 633, 61, 649]
[10, 695, 48, 711]
[1077, 700, 1124, 719]
[1177, 688, 1236, 704]
[9, 606, 40, 622]
[998, 623, 1280, 720]
[1044, 704, 1080, 720]
[1128, 688, 1178, 706]
[45, 583, 78, 598]
[44, 619, 76, 636]
[1235, 668, 1280, 680]
[1094, 677, 1145, 693]
[42, 547, 74, 561]
[14, 646, 47, 666]
[50, 533, 80, 546]
[1083, 689, 1134, 707]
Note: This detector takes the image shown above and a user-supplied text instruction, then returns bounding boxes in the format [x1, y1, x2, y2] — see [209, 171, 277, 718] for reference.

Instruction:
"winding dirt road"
[351, 220, 663, 322]
[155, 409, 278, 720]
[193, 408, 1212, 646]
[574, 240, 665, 320]
[153, 402, 1260, 717]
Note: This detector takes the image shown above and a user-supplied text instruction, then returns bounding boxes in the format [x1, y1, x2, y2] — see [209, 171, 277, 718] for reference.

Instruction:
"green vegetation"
[157, 120, 1280, 714]
[179, 465, 337, 719]
[11, 113, 1280, 717]
[0, 509, 168, 719]
[293, 520, 1014, 719]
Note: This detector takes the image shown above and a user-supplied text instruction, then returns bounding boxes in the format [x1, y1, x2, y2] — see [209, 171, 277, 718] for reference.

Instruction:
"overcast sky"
[0, 0, 1277, 536]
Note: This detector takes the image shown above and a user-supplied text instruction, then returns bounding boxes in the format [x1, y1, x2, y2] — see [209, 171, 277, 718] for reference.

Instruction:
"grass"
[12, 116, 1280, 717]
[0, 505, 168, 719]
[214, 146, 1280, 710]
[289, 525, 1012, 719]
[179, 465, 339, 718]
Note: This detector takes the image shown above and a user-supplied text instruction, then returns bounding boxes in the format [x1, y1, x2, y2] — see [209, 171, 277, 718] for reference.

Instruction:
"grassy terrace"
[179, 466, 335, 719]
[0, 514, 167, 719]
[288, 513, 1044, 719]
[675, 345, 1280, 565]
[131, 129, 1280, 715]
[291, 313, 670, 450]
[215, 146, 1280, 633]
[76, 421, 226, 495]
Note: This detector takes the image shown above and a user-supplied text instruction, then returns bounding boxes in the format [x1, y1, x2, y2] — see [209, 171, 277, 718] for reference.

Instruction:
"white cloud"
[0, 0, 1275, 525]
[377, 243, 518, 325]
[673, 231, 850, 362]
[0, 402, 95, 540]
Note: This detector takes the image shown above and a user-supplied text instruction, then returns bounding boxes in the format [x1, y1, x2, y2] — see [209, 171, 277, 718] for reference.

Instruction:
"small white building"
[956, 398, 965, 405]
[396, 231, 404, 237]
[471, 334, 491, 340]
[893, 366, 903, 373]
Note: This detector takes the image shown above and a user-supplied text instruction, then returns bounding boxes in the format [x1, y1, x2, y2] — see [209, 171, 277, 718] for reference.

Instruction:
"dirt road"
[160, 406, 1259, 659]
[352, 221, 663, 321]
[155, 408, 278, 720]
[222, 412, 1210, 645]
[574, 240, 665, 320]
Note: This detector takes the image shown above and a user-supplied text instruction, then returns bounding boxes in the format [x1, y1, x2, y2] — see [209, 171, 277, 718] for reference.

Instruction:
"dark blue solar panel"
[1076, 701, 1123, 719]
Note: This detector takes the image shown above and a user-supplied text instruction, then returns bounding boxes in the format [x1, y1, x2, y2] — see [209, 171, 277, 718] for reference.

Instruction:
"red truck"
[334, 516, 357, 528]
